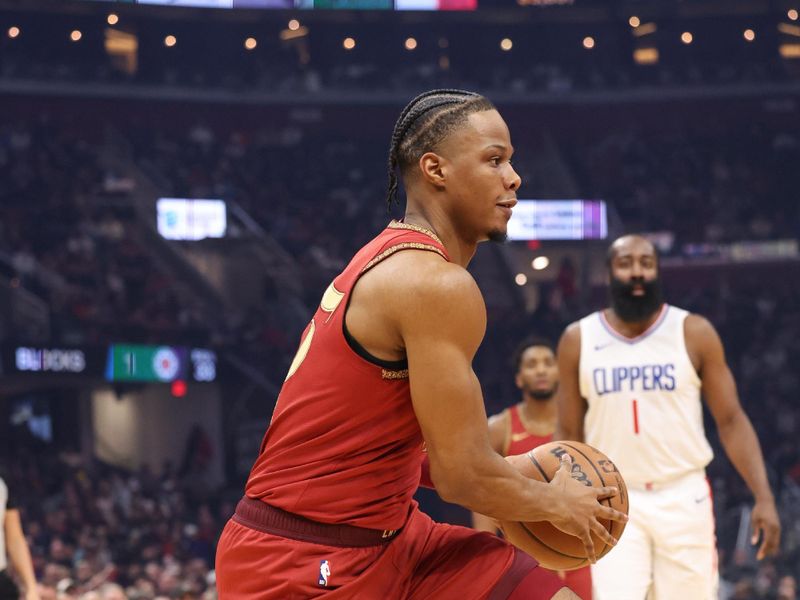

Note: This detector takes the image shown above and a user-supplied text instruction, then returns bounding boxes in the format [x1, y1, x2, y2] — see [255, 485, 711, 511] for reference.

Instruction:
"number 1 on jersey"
[632, 399, 640, 434]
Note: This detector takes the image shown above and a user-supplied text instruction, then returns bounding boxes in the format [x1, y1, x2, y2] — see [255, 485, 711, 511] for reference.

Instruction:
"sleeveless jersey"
[246, 221, 449, 531]
[578, 304, 714, 487]
[505, 405, 553, 456]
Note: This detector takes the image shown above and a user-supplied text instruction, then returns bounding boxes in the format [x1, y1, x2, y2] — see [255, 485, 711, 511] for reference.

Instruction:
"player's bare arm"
[555, 322, 587, 442]
[685, 314, 781, 559]
[471, 411, 509, 531]
[350, 249, 626, 559]
[4, 509, 40, 600]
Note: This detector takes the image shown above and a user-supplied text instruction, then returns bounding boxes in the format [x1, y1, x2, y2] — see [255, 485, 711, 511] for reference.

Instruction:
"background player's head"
[606, 234, 663, 322]
[386, 89, 521, 243]
[512, 336, 558, 402]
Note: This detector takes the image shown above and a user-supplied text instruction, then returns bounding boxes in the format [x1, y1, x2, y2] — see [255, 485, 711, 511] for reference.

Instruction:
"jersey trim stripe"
[598, 304, 670, 345]
[361, 242, 447, 274]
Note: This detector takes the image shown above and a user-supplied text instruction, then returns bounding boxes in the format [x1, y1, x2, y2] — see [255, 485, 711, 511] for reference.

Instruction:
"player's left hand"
[751, 497, 781, 559]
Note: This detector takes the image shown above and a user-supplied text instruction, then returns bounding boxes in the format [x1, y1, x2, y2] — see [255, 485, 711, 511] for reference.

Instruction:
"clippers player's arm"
[393, 253, 624, 559]
[686, 314, 781, 559]
[4, 508, 40, 600]
[471, 412, 509, 532]
[554, 323, 587, 442]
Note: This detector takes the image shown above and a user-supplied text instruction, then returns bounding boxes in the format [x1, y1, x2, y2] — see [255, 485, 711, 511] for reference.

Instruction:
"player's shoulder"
[683, 312, 718, 337]
[375, 249, 482, 306]
[488, 407, 510, 429]
[558, 320, 582, 346]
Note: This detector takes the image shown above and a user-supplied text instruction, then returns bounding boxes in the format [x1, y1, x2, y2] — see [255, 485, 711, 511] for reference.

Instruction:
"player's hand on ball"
[547, 453, 628, 564]
[751, 497, 781, 559]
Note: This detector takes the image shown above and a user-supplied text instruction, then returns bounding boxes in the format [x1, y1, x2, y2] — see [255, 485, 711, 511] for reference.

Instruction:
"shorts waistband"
[629, 469, 706, 492]
[232, 497, 401, 548]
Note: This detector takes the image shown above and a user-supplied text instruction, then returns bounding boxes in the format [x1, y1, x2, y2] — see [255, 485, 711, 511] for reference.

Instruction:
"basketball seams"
[516, 523, 588, 567]
[503, 441, 629, 569]
[526, 452, 551, 483]
[558, 442, 630, 548]
[558, 442, 608, 488]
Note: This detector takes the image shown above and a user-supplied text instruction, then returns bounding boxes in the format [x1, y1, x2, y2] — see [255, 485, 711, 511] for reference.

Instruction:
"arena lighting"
[778, 23, 800, 37]
[405, 37, 417, 50]
[107, 13, 119, 25]
[171, 380, 187, 398]
[70, 30, 82, 42]
[343, 37, 356, 50]
[245, 37, 257, 50]
[164, 35, 177, 47]
[681, 31, 693, 44]
[744, 29, 755, 42]
[628, 16, 640, 28]
[633, 47, 659, 64]
[780, 43, 800, 57]
[500, 37, 513, 51]
[582, 36, 595, 49]
[515, 273, 528, 286]
[7, 26, 20, 39]
[532, 256, 550, 271]
[280, 26, 309, 41]
[789, 9, 799, 21]
[632, 22, 657, 37]
[288, 19, 300, 30]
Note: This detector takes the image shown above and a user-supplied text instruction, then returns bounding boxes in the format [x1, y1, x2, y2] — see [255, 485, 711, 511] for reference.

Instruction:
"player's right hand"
[546, 453, 628, 564]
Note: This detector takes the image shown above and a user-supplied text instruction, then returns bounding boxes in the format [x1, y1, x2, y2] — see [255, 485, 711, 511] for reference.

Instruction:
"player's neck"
[401, 208, 477, 268]
[519, 396, 557, 428]
[605, 305, 664, 338]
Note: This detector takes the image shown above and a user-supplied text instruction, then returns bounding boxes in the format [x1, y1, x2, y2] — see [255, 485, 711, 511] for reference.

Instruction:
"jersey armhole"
[680, 313, 703, 386]
[340, 242, 448, 371]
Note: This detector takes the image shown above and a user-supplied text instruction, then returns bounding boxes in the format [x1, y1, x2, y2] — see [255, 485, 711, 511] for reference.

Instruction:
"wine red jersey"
[505, 404, 553, 457]
[246, 221, 449, 531]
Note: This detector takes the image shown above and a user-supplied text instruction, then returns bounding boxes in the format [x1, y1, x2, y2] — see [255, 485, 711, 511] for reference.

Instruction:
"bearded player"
[472, 337, 593, 599]
[556, 234, 781, 600]
[215, 90, 628, 599]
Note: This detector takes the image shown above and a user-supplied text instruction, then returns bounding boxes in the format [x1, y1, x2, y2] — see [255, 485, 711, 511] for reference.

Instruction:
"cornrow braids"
[386, 89, 496, 209]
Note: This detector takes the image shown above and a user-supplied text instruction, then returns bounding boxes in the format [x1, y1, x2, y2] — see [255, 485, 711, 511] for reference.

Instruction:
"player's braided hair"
[386, 89, 495, 209]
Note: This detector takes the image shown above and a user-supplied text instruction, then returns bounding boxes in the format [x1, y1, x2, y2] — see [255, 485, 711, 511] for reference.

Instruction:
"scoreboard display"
[507, 200, 608, 241]
[106, 344, 217, 382]
[92, 0, 476, 10]
[4, 344, 217, 383]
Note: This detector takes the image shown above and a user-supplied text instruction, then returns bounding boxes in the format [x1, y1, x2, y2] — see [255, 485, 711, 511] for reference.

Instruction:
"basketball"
[498, 441, 629, 571]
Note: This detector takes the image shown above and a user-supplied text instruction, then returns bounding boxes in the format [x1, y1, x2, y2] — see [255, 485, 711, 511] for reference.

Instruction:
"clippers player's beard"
[609, 275, 664, 323]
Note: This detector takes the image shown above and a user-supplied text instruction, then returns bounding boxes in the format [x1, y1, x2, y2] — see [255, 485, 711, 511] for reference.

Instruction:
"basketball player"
[215, 90, 627, 599]
[556, 234, 781, 600]
[472, 337, 593, 599]
[1, 475, 40, 600]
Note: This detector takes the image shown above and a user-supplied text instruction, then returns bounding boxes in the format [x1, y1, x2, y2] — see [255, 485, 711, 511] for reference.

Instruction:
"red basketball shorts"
[215, 499, 567, 599]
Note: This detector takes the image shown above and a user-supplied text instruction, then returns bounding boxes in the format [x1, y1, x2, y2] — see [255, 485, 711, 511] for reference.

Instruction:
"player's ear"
[514, 373, 523, 390]
[419, 152, 446, 189]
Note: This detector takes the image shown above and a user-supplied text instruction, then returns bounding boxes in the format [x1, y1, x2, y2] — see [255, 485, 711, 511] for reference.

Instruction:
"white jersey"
[0, 477, 7, 571]
[579, 304, 713, 487]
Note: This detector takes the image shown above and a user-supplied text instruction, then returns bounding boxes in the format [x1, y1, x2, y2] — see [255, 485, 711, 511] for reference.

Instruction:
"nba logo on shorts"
[318, 560, 331, 587]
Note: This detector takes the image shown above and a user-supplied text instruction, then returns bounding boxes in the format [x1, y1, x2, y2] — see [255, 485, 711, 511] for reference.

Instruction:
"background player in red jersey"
[215, 89, 627, 599]
[472, 337, 593, 599]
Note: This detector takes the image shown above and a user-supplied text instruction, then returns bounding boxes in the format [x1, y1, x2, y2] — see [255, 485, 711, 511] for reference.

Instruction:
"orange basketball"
[498, 441, 629, 571]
